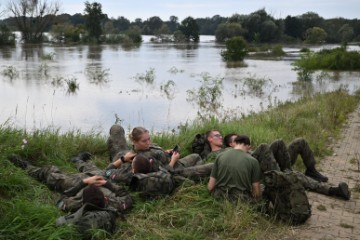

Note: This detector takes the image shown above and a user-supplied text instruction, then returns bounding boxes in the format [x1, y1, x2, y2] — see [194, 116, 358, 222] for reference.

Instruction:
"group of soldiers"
[8, 124, 351, 237]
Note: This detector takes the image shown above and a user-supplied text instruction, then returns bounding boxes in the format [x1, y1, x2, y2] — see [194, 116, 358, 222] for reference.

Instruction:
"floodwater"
[0, 36, 359, 135]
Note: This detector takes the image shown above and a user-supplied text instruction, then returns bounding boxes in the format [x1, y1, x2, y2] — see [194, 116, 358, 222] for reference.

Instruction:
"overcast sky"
[57, 0, 359, 21]
[2, 0, 359, 21]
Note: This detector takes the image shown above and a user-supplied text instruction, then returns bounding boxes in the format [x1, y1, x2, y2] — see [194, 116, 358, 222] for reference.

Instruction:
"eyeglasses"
[212, 134, 222, 138]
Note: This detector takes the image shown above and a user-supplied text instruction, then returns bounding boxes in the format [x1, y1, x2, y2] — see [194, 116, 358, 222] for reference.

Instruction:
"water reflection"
[87, 44, 103, 60]
[0, 39, 359, 134]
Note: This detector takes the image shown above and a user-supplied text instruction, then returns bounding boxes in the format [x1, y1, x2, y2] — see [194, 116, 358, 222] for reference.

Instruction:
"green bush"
[294, 46, 360, 71]
[221, 36, 248, 61]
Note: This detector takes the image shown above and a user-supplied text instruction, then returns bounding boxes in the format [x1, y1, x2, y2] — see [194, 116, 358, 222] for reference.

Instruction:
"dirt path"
[294, 105, 360, 239]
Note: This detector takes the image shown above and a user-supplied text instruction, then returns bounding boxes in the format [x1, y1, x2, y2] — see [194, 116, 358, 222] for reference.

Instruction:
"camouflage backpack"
[129, 167, 175, 200]
[263, 170, 311, 225]
[191, 133, 212, 159]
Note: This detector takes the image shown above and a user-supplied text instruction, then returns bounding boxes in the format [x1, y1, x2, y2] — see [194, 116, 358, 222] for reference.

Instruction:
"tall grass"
[0, 89, 359, 239]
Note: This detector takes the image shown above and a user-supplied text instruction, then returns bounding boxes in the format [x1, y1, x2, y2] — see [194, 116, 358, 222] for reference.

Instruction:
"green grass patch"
[0, 89, 359, 239]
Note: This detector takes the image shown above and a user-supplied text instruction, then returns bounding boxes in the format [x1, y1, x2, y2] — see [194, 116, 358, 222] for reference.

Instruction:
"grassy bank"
[1, 89, 359, 239]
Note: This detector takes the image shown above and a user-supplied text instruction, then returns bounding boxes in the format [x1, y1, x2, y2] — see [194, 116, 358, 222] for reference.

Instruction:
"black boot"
[71, 152, 92, 163]
[305, 168, 328, 182]
[329, 182, 351, 200]
[7, 154, 29, 169]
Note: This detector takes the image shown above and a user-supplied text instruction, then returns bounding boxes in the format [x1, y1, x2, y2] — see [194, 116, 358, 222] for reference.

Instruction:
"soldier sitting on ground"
[222, 133, 350, 200]
[75, 124, 213, 186]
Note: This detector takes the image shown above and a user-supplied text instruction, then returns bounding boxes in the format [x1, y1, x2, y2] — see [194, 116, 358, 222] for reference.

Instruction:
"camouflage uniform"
[25, 164, 133, 213]
[56, 203, 118, 237]
[250, 143, 332, 195]
[105, 124, 207, 184]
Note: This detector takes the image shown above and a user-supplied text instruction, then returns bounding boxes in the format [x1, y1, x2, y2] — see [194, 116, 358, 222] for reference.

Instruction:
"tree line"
[0, 0, 359, 45]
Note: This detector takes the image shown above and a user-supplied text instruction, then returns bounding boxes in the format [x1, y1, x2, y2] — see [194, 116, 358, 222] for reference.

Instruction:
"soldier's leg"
[251, 144, 280, 172]
[291, 170, 350, 200]
[74, 159, 103, 174]
[27, 165, 83, 192]
[107, 124, 130, 162]
[176, 153, 203, 168]
[287, 138, 316, 168]
[288, 138, 328, 182]
[290, 170, 329, 195]
[8, 155, 85, 193]
[269, 139, 292, 171]
[175, 163, 214, 182]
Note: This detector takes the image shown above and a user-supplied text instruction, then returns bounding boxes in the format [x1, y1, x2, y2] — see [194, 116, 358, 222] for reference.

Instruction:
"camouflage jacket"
[58, 180, 133, 213]
[56, 203, 118, 236]
[129, 166, 175, 200]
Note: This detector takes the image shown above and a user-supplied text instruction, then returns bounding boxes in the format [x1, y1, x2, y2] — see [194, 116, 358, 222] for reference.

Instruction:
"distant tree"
[113, 16, 130, 32]
[84, 1, 105, 42]
[167, 15, 178, 33]
[143, 16, 162, 35]
[221, 36, 247, 61]
[178, 16, 199, 42]
[304, 27, 327, 43]
[260, 20, 279, 42]
[125, 25, 142, 43]
[338, 24, 354, 43]
[51, 23, 84, 42]
[242, 8, 280, 42]
[8, 0, 60, 43]
[215, 22, 246, 42]
[284, 15, 303, 39]
[104, 20, 117, 34]
[300, 12, 324, 31]
[70, 13, 86, 26]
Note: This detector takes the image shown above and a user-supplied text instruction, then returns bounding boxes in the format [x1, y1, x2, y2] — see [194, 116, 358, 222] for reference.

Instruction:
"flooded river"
[0, 36, 359, 134]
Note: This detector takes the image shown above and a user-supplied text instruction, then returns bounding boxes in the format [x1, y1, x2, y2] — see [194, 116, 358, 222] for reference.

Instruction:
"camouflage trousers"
[75, 160, 133, 185]
[174, 163, 214, 182]
[250, 145, 331, 195]
[107, 124, 129, 162]
[284, 169, 330, 195]
[252, 138, 317, 172]
[174, 153, 204, 170]
[26, 164, 89, 192]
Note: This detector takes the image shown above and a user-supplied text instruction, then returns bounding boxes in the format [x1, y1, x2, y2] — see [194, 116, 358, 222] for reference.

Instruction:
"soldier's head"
[132, 155, 151, 174]
[206, 129, 223, 151]
[82, 184, 105, 210]
[129, 127, 151, 150]
[223, 133, 238, 148]
[233, 135, 251, 152]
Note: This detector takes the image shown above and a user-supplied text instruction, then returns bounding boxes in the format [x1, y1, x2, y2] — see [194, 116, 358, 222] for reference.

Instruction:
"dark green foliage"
[293, 46, 360, 71]
[221, 36, 248, 61]
[215, 22, 247, 42]
[177, 17, 200, 42]
[0, 24, 15, 46]
[84, 1, 105, 42]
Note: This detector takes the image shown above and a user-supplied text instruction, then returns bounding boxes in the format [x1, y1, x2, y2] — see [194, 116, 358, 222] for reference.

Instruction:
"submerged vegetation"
[1, 89, 359, 239]
[293, 46, 360, 81]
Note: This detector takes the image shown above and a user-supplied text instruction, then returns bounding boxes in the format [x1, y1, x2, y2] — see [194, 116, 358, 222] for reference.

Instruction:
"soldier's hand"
[124, 151, 137, 162]
[83, 175, 106, 186]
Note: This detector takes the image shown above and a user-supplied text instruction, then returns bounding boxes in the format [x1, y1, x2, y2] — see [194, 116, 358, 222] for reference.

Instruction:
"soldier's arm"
[251, 181, 261, 199]
[208, 177, 216, 192]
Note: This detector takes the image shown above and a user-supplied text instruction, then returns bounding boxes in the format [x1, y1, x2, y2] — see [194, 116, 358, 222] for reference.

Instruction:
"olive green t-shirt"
[210, 148, 261, 193]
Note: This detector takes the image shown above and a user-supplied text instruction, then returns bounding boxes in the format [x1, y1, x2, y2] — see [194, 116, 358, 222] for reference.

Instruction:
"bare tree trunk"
[8, 0, 60, 43]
